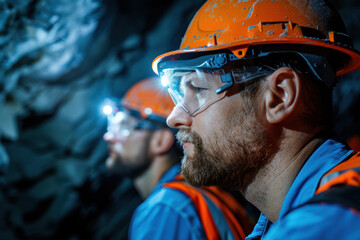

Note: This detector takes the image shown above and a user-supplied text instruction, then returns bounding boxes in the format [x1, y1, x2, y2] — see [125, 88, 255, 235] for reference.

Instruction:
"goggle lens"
[161, 65, 274, 116]
[162, 69, 227, 116]
[106, 110, 163, 140]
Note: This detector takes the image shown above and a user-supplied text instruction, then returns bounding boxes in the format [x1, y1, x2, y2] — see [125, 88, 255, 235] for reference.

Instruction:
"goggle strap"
[217, 66, 275, 94]
[159, 53, 230, 71]
[217, 73, 234, 94]
[254, 49, 336, 87]
[296, 52, 336, 87]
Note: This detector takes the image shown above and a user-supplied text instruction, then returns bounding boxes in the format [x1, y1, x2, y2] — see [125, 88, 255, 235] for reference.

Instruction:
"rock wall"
[0, 0, 205, 239]
[0, 0, 359, 239]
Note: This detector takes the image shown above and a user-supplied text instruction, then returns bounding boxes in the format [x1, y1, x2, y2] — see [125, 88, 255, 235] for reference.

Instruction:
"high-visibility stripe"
[164, 174, 250, 240]
[316, 170, 360, 194]
[163, 181, 221, 240]
[202, 187, 249, 240]
[323, 152, 360, 177]
[201, 190, 236, 239]
[309, 151, 360, 212]
[316, 151, 360, 194]
[298, 186, 360, 215]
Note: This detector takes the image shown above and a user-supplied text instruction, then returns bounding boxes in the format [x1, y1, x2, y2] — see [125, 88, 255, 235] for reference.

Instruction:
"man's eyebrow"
[181, 72, 198, 86]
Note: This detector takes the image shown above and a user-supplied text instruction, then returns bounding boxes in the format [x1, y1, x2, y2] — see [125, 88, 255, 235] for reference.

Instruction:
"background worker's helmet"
[104, 78, 175, 140]
[153, 0, 360, 78]
[121, 77, 175, 121]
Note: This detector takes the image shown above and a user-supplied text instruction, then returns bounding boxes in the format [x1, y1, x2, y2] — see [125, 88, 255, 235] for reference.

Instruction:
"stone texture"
[0, 0, 359, 239]
[0, 0, 204, 239]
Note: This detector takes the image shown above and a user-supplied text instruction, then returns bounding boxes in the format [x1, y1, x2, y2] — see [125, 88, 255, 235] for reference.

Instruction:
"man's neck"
[134, 155, 172, 199]
[243, 132, 323, 223]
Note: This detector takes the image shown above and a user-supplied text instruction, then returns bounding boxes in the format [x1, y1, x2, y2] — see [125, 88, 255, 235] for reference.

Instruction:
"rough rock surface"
[0, 0, 359, 239]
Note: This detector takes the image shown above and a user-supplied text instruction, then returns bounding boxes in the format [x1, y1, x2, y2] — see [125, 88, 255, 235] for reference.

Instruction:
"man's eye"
[189, 82, 207, 93]
[194, 86, 206, 93]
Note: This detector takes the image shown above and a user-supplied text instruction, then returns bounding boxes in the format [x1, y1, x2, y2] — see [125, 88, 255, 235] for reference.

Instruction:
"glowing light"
[113, 111, 126, 122]
[144, 108, 152, 115]
[161, 76, 169, 87]
[103, 105, 113, 115]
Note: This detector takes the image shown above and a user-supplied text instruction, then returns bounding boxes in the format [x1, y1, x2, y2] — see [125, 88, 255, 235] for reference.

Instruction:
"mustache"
[176, 129, 203, 147]
[108, 143, 116, 153]
[107, 143, 121, 156]
[176, 129, 193, 146]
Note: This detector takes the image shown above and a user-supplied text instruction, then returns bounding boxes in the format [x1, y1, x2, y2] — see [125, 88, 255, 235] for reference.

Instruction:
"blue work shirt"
[246, 139, 360, 240]
[129, 163, 207, 240]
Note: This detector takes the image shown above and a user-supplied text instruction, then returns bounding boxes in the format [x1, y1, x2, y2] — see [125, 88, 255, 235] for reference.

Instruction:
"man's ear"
[265, 67, 301, 124]
[149, 129, 175, 156]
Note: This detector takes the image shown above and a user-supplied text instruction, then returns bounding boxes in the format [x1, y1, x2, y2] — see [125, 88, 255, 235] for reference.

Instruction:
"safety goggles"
[159, 53, 275, 116]
[106, 109, 164, 140]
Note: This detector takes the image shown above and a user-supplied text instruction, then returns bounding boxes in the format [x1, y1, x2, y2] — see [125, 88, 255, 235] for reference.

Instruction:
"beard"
[177, 104, 276, 192]
[106, 155, 149, 178]
[106, 142, 150, 179]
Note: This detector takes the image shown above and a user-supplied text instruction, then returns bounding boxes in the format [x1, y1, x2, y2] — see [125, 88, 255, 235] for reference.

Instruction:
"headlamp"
[102, 99, 166, 140]
[103, 105, 114, 116]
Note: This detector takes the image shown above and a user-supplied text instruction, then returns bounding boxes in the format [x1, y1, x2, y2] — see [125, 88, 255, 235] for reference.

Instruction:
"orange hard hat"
[153, 0, 360, 76]
[121, 77, 175, 120]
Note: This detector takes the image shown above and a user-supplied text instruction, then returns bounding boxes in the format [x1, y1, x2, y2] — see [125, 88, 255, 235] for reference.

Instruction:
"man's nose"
[167, 104, 192, 129]
[103, 132, 126, 143]
[103, 132, 115, 143]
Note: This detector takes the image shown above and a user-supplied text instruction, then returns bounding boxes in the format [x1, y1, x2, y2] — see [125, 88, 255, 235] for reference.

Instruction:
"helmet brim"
[153, 38, 360, 77]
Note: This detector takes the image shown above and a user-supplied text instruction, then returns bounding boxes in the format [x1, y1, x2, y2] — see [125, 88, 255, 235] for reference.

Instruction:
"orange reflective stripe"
[163, 181, 221, 240]
[316, 170, 360, 194]
[174, 174, 184, 180]
[323, 152, 360, 177]
[165, 174, 250, 240]
[203, 186, 249, 240]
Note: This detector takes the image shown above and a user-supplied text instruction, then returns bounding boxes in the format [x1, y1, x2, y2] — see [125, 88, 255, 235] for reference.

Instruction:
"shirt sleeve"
[263, 203, 360, 240]
[129, 194, 206, 240]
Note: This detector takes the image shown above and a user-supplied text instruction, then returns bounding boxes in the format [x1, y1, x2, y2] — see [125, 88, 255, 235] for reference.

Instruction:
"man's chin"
[105, 156, 119, 171]
[105, 156, 130, 176]
[105, 156, 149, 179]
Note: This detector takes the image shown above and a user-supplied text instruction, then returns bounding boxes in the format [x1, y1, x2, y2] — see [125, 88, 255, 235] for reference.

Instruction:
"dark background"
[0, 0, 359, 239]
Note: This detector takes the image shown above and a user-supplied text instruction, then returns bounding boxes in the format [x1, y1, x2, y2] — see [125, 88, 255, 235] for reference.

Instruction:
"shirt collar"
[279, 139, 352, 216]
[246, 139, 352, 239]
